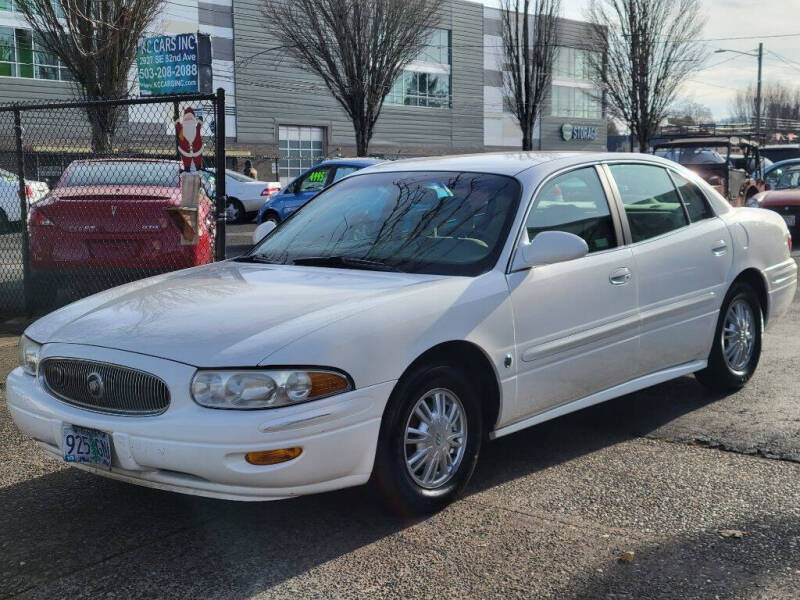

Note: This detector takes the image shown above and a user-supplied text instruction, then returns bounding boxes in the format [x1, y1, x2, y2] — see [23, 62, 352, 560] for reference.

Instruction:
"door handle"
[711, 240, 728, 256]
[609, 267, 632, 285]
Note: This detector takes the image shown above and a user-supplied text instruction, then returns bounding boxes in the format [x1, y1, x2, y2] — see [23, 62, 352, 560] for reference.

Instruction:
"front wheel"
[695, 282, 762, 392]
[373, 363, 482, 515]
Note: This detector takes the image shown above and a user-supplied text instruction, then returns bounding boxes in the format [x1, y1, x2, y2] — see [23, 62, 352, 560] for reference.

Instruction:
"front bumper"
[5, 343, 394, 501]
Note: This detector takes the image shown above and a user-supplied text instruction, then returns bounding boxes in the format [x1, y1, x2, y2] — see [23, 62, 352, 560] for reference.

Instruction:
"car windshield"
[59, 162, 180, 187]
[776, 168, 800, 190]
[680, 149, 727, 165]
[247, 171, 521, 276]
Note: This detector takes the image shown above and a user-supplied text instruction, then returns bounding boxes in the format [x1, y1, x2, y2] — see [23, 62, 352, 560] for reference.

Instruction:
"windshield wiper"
[291, 256, 401, 272]
[234, 254, 279, 264]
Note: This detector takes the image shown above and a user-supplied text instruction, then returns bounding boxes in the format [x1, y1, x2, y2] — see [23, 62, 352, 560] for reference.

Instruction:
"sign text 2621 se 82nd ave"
[137, 33, 200, 96]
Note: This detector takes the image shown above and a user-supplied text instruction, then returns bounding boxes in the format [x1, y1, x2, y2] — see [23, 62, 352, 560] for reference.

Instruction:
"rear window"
[59, 162, 180, 187]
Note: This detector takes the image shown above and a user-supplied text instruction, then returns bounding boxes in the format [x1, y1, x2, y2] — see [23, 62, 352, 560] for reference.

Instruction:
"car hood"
[757, 189, 800, 206]
[27, 261, 447, 367]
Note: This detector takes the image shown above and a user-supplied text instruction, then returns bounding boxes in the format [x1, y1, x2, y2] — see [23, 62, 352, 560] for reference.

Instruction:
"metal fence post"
[214, 88, 226, 261]
[173, 100, 180, 154]
[14, 109, 32, 315]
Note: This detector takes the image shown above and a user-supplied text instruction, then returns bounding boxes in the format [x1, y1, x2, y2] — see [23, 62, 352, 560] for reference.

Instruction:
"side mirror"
[252, 220, 277, 244]
[512, 230, 588, 270]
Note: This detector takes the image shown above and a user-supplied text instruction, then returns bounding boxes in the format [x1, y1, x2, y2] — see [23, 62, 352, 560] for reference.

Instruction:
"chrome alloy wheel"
[404, 388, 467, 489]
[722, 299, 756, 374]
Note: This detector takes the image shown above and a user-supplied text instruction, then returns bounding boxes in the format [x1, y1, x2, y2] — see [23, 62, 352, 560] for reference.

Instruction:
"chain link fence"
[0, 91, 226, 318]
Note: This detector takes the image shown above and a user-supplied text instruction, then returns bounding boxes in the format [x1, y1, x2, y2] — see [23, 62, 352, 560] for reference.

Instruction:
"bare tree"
[668, 99, 714, 126]
[17, 0, 163, 151]
[730, 82, 800, 134]
[499, 0, 561, 151]
[264, 0, 442, 156]
[585, 0, 706, 152]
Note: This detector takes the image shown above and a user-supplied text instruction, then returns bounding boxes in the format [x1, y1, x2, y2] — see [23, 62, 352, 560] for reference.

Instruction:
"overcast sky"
[479, 0, 800, 120]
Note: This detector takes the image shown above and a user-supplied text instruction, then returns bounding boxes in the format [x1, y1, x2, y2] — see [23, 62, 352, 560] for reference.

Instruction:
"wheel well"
[732, 268, 769, 322]
[400, 341, 501, 433]
[261, 209, 280, 222]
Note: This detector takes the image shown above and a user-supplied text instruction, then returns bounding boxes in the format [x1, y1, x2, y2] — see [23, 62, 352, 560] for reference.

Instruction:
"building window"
[1, 0, 64, 16]
[386, 28, 451, 109]
[0, 26, 70, 80]
[551, 85, 602, 119]
[553, 47, 600, 81]
[278, 125, 325, 185]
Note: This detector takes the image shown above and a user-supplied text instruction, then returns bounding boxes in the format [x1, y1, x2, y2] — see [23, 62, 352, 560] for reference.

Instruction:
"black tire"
[373, 362, 482, 516]
[225, 198, 246, 224]
[0, 209, 9, 234]
[695, 281, 762, 392]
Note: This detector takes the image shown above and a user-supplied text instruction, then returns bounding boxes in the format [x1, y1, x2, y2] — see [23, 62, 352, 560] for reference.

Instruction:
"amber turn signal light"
[245, 447, 303, 465]
[309, 371, 350, 398]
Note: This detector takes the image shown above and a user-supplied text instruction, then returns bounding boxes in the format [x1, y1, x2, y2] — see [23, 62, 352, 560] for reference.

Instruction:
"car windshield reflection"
[245, 171, 521, 276]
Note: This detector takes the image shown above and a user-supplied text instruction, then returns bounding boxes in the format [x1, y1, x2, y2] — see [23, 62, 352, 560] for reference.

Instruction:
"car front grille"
[40, 358, 170, 416]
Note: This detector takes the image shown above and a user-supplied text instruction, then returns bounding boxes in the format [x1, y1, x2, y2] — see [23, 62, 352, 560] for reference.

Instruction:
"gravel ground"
[0, 265, 798, 599]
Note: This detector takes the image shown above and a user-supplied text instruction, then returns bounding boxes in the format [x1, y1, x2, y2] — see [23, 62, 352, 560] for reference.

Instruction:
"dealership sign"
[561, 123, 598, 142]
[137, 33, 208, 96]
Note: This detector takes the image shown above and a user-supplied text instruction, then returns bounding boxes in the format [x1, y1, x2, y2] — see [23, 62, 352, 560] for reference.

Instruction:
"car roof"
[362, 152, 583, 176]
[360, 151, 683, 177]
[765, 158, 800, 173]
[654, 137, 758, 148]
[317, 158, 383, 167]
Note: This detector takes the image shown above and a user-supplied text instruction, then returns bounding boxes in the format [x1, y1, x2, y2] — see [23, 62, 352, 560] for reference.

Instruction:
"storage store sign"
[137, 33, 200, 96]
[561, 123, 598, 142]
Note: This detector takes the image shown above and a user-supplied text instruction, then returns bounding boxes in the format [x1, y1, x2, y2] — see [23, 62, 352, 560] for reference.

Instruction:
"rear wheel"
[225, 198, 246, 224]
[695, 281, 762, 391]
[373, 363, 482, 515]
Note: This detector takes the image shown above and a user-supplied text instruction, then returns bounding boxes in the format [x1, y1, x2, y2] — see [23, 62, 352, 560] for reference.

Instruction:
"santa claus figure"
[176, 107, 203, 172]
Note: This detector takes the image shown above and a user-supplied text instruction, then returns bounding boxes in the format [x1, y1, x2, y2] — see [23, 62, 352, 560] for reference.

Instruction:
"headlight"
[18, 335, 41, 376]
[191, 369, 352, 409]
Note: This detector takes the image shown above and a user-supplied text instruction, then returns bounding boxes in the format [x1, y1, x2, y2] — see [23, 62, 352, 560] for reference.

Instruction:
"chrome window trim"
[600, 160, 721, 249]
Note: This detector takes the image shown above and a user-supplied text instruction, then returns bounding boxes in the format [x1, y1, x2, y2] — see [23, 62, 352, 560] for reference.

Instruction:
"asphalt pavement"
[0, 255, 798, 599]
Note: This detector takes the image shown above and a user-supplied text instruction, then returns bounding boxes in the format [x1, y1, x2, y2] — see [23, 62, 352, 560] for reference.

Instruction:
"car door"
[283, 165, 332, 217]
[605, 163, 733, 376]
[507, 165, 639, 420]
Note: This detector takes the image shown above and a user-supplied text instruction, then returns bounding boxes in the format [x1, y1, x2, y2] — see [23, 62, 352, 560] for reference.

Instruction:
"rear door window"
[526, 167, 617, 253]
[332, 166, 360, 182]
[609, 164, 688, 243]
[670, 172, 713, 222]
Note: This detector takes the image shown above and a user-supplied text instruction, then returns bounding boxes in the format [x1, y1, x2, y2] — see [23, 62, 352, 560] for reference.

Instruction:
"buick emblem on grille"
[87, 372, 105, 399]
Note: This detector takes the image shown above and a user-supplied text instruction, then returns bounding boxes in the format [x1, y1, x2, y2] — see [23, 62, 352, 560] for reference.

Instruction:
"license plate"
[62, 425, 112, 469]
[783, 215, 796, 227]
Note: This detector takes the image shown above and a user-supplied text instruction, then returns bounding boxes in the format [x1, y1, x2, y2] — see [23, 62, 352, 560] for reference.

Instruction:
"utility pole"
[714, 44, 764, 140]
[755, 42, 763, 143]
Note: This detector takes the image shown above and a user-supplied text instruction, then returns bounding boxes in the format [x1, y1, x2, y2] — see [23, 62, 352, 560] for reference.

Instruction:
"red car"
[28, 159, 214, 291]
[748, 164, 800, 242]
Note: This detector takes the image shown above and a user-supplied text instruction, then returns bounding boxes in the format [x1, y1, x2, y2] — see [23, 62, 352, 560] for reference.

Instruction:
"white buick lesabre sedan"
[7, 153, 797, 514]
